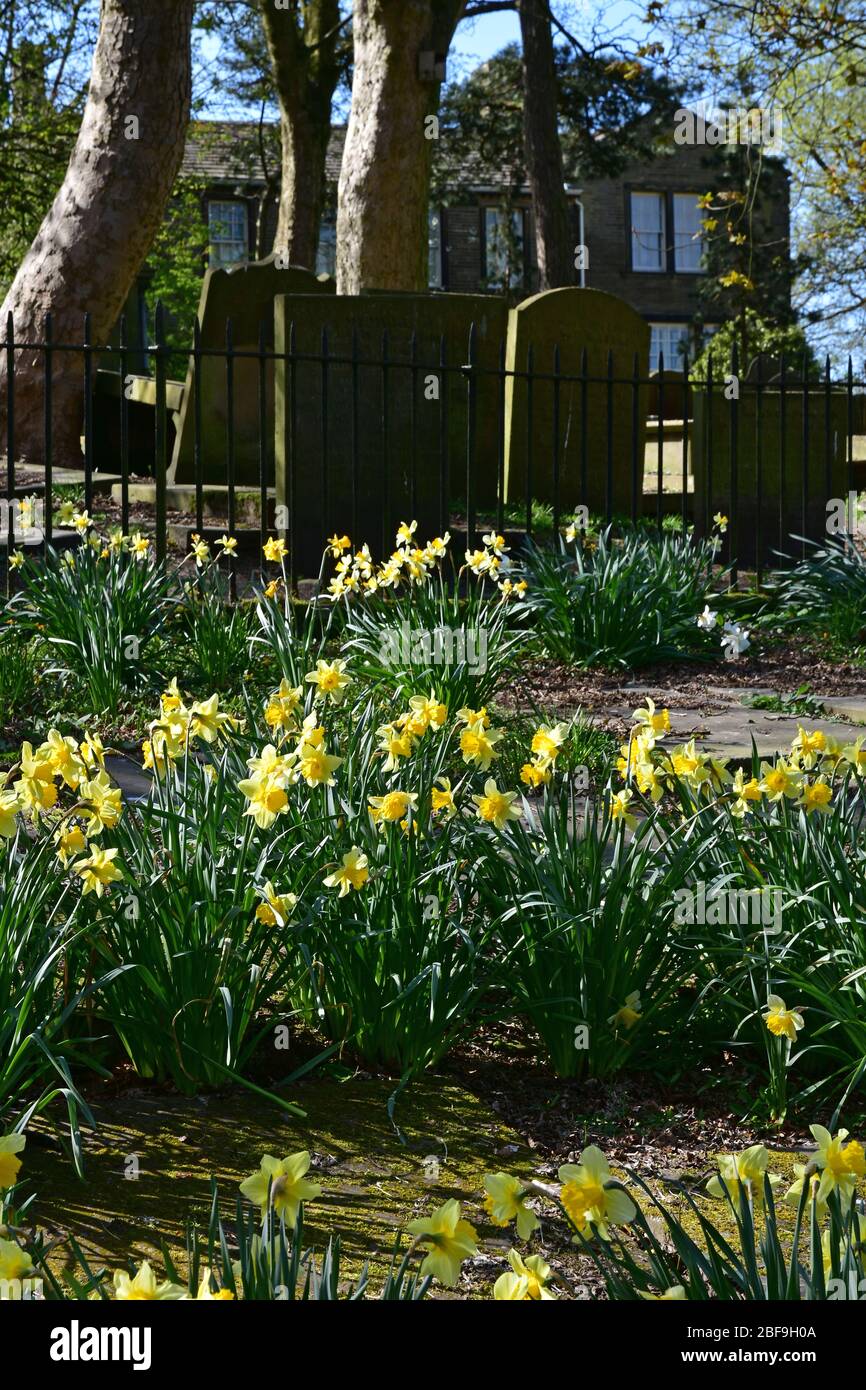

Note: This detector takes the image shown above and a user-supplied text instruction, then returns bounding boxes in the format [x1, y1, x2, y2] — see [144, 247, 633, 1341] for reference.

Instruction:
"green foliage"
[524, 527, 723, 669]
[691, 308, 820, 382]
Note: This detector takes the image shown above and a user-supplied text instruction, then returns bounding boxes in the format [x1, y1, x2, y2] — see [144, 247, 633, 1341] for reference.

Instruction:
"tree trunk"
[261, 0, 341, 271]
[0, 0, 195, 466]
[519, 0, 575, 290]
[336, 0, 465, 295]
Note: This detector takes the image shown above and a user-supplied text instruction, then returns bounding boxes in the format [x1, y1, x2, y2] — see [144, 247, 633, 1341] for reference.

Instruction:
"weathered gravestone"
[168, 257, 334, 487]
[503, 288, 650, 515]
[273, 292, 508, 572]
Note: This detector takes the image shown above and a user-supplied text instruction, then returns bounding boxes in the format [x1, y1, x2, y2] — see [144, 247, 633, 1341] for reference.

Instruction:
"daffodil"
[297, 742, 342, 787]
[493, 1271, 529, 1299]
[406, 1199, 478, 1287]
[706, 1145, 781, 1205]
[263, 536, 288, 563]
[0, 1238, 33, 1285]
[9, 549, 24, 570]
[610, 788, 638, 830]
[431, 776, 456, 818]
[608, 991, 641, 1029]
[640, 1284, 687, 1300]
[0, 789, 20, 839]
[129, 532, 150, 558]
[473, 779, 522, 830]
[74, 845, 124, 897]
[483, 1173, 540, 1239]
[113, 1260, 186, 1300]
[216, 534, 238, 555]
[792, 726, 827, 770]
[239, 1152, 322, 1227]
[264, 679, 303, 736]
[323, 847, 369, 896]
[799, 778, 833, 815]
[368, 790, 417, 825]
[731, 768, 762, 817]
[808, 1125, 866, 1202]
[54, 823, 87, 867]
[304, 659, 352, 705]
[255, 882, 298, 926]
[763, 994, 804, 1042]
[459, 721, 504, 770]
[194, 1269, 235, 1300]
[0, 1132, 25, 1189]
[189, 535, 210, 567]
[40, 729, 85, 789]
[558, 1147, 636, 1240]
[327, 533, 351, 557]
[758, 759, 802, 802]
[520, 761, 550, 788]
[713, 512, 728, 532]
[632, 698, 671, 737]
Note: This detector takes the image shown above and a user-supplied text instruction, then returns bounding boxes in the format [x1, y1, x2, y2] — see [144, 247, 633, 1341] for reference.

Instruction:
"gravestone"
[273, 292, 508, 571]
[168, 257, 335, 486]
[502, 288, 650, 515]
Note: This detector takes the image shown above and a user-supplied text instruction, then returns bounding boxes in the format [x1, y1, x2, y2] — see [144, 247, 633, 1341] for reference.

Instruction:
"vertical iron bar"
[552, 344, 561, 539]
[83, 311, 93, 514]
[800, 351, 809, 560]
[465, 322, 477, 553]
[119, 313, 129, 535]
[43, 313, 53, 556]
[755, 352, 764, 589]
[5, 313, 14, 578]
[409, 329, 418, 520]
[288, 321, 297, 594]
[580, 347, 588, 506]
[729, 342, 738, 589]
[525, 343, 534, 537]
[779, 354, 787, 555]
[381, 330, 390, 556]
[496, 338, 506, 534]
[681, 351, 689, 530]
[656, 349, 665, 528]
[351, 326, 360, 541]
[258, 319, 268, 556]
[706, 354, 714, 537]
[630, 352, 640, 525]
[193, 317, 204, 535]
[225, 317, 236, 596]
[439, 334, 449, 536]
[606, 350, 614, 524]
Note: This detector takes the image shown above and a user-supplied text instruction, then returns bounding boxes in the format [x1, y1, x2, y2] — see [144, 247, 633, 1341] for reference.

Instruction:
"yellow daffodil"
[327, 533, 351, 557]
[54, 823, 87, 867]
[493, 1271, 529, 1299]
[129, 532, 150, 558]
[473, 778, 522, 830]
[808, 1125, 866, 1202]
[113, 1260, 186, 1301]
[297, 742, 342, 787]
[79, 771, 123, 835]
[368, 790, 417, 825]
[255, 882, 298, 926]
[9, 549, 24, 570]
[456, 706, 490, 728]
[483, 1173, 540, 1239]
[264, 679, 303, 736]
[758, 759, 802, 802]
[459, 722, 504, 771]
[431, 776, 456, 818]
[74, 845, 124, 897]
[731, 768, 762, 817]
[216, 534, 238, 555]
[610, 788, 638, 830]
[304, 659, 352, 705]
[632, 698, 671, 737]
[706, 1145, 781, 1205]
[558, 1147, 636, 1241]
[239, 1152, 322, 1227]
[763, 994, 804, 1042]
[0, 1238, 33, 1285]
[323, 847, 369, 896]
[640, 1284, 687, 1300]
[194, 1269, 235, 1300]
[784, 1164, 828, 1221]
[263, 536, 288, 563]
[406, 1199, 479, 1287]
[0, 1132, 25, 1189]
[609, 990, 642, 1029]
[0, 789, 20, 839]
[189, 536, 210, 567]
[520, 761, 550, 788]
[713, 512, 728, 532]
[799, 778, 833, 815]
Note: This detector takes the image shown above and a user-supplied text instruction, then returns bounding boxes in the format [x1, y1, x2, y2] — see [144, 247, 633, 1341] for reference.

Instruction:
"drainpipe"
[565, 184, 585, 287]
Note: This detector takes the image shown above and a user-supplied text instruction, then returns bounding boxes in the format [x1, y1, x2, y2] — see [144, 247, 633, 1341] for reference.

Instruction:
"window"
[649, 323, 690, 371]
[630, 192, 665, 272]
[484, 208, 524, 289]
[316, 210, 337, 277]
[207, 201, 247, 267]
[673, 193, 705, 273]
[428, 207, 443, 289]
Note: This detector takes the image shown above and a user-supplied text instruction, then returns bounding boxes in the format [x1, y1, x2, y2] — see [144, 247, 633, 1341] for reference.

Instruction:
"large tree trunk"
[261, 0, 341, 270]
[519, 0, 575, 289]
[0, 0, 195, 466]
[336, 0, 465, 295]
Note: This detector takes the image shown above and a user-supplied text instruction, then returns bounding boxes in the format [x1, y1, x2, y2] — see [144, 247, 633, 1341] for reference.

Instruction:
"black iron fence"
[2, 308, 865, 590]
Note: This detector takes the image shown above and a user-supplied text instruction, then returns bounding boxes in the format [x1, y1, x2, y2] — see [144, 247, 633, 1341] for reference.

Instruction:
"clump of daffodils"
[616, 703, 851, 820]
[1, 731, 126, 897]
[142, 678, 240, 774]
[317, 522, 526, 604]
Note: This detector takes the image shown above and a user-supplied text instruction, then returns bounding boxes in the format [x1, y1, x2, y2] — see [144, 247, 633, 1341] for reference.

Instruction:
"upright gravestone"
[169, 257, 335, 487]
[503, 288, 650, 516]
[273, 292, 508, 572]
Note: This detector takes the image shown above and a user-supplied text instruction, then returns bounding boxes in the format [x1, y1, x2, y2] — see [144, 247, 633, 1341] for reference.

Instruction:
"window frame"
[629, 191, 666, 273]
[207, 199, 249, 268]
[672, 192, 706, 275]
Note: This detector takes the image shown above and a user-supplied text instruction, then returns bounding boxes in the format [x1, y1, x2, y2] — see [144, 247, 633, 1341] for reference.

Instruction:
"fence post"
[656, 348, 665, 528]
[119, 313, 129, 535]
[193, 317, 203, 535]
[552, 343, 561, 540]
[631, 351, 640, 526]
[729, 341, 738, 589]
[258, 319, 269, 557]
